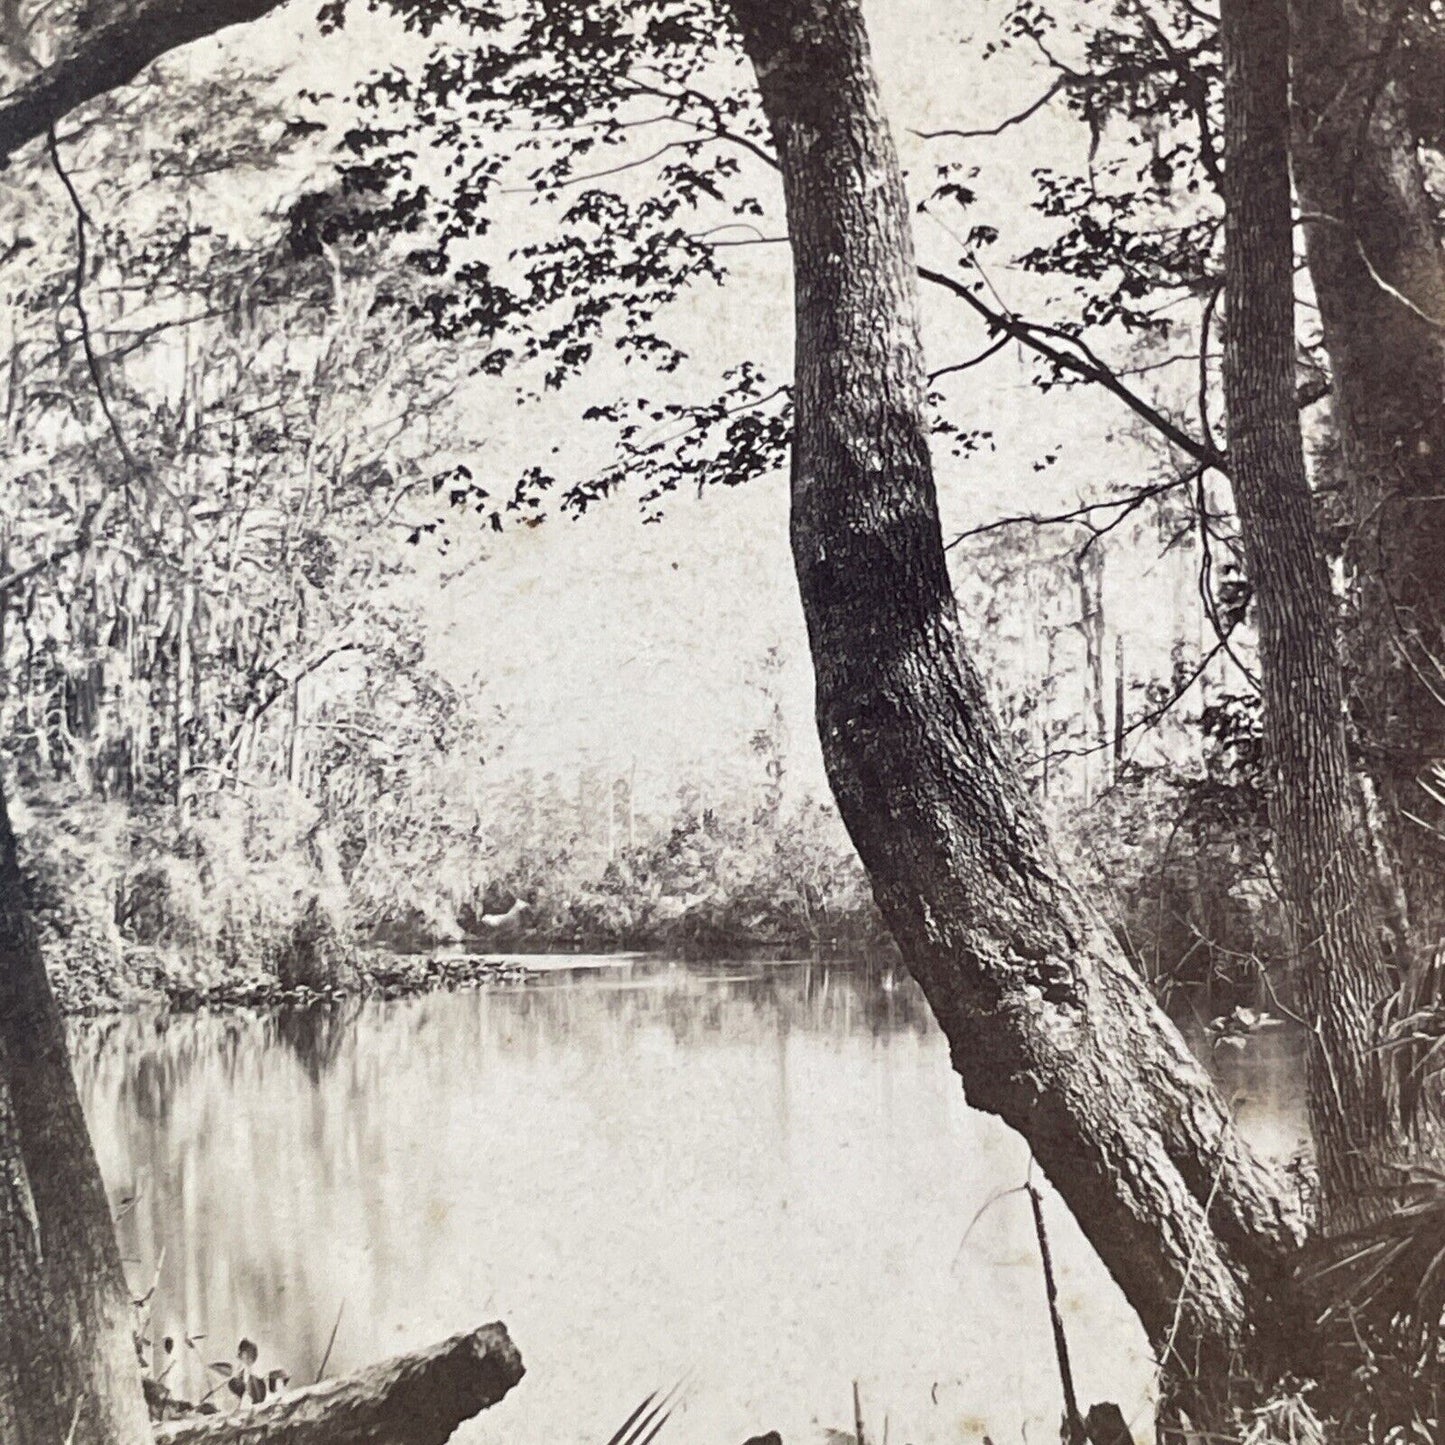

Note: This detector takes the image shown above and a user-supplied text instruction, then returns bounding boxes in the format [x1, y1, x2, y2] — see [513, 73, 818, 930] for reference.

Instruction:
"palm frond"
[1312, 1165, 1445, 1359]
[603, 1377, 689, 1445]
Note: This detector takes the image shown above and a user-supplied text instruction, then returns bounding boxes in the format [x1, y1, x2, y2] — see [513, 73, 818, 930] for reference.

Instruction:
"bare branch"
[912, 77, 1067, 142]
[45, 126, 136, 486]
[947, 467, 1198, 550]
[1197, 277, 1223, 456]
[1032, 635, 1236, 768]
[918, 263, 1225, 467]
[928, 334, 1009, 381]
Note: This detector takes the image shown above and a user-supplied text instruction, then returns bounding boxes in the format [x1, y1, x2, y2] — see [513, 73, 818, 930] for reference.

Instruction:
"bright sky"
[189, 0, 1211, 810]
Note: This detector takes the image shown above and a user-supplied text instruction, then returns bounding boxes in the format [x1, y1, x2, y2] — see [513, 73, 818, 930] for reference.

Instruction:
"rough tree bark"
[0, 780, 152, 1444]
[726, 0, 1301, 1416]
[1219, 0, 1406, 1232]
[1291, 0, 1445, 946]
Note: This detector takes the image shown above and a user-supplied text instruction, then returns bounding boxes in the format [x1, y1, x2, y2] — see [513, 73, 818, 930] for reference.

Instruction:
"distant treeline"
[21, 688, 1285, 1018]
[21, 760, 888, 1013]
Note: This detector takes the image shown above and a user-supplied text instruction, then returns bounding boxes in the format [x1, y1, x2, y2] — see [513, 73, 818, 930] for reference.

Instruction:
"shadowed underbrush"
[21, 776, 887, 1013]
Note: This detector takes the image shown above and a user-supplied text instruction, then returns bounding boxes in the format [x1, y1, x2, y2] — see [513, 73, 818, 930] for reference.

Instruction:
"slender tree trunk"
[1072, 549, 1107, 803]
[1291, 0, 1445, 950]
[1219, 0, 1407, 1232]
[0, 781, 151, 1443]
[726, 0, 1301, 1415]
[177, 571, 196, 810]
[1112, 633, 1125, 779]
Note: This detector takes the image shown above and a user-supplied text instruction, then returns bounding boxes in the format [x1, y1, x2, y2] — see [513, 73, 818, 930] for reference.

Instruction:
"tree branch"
[947, 464, 1202, 551]
[912, 77, 1068, 142]
[927, 334, 1010, 382]
[46, 125, 136, 485]
[917, 263, 1224, 467]
[0, 0, 284, 164]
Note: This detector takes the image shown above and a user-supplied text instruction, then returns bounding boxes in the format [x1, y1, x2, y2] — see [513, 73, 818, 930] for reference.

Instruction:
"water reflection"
[76, 959, 1172, 1445]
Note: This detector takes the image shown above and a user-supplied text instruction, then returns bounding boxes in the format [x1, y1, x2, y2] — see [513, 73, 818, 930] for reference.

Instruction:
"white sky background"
[186, 0, 1212, 812]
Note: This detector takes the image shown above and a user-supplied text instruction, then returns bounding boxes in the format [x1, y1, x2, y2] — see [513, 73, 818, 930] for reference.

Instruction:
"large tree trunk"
[0, 781, 152, 1443]
[1219, 0, 1406, 1231]
[1291, 0, 1445, 951]
[726, 0, 1301, 1417]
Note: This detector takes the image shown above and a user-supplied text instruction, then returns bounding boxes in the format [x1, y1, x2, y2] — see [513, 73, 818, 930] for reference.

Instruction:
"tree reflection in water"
[72, 958, 1240, 1445]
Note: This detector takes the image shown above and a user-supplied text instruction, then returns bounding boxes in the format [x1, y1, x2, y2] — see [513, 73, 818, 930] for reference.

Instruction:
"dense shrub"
[1057, 692, 1287, 1010]
[17, 758, 886, 1011]
[19, 786, 355, 1010]
[466, 787, 886, 958]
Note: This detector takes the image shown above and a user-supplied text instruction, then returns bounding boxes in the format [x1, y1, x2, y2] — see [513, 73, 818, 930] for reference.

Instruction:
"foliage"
[0, 0, 1280, 1013]
[482, 785, 882, 958]
[1313, 1162, 1445, 1374]
[137, 1321, 290, 1423]
[1058, 689, 1285, 1007]
[294, 0, 791, 523]
[18, 663, 884, 1010]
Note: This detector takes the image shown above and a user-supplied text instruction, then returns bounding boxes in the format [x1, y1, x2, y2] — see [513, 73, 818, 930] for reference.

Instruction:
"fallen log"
[154, 1321, 524, 1445]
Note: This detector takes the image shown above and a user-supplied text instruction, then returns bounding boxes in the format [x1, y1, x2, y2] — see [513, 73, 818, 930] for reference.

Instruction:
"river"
[72, 957, 1306, 1445]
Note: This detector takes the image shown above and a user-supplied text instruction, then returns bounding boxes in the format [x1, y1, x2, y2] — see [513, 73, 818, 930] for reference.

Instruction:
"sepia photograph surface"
[0, 1, 1440, 1442]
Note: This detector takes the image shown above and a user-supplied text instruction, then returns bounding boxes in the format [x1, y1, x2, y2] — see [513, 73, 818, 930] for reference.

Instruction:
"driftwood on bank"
[155, 1322, 524, 1445]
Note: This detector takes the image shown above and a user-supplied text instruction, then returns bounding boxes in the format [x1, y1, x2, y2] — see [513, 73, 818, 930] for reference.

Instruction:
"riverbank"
[46, 925, 895, 1015]
[47, 940, 551, 1016]
[23, 781, 888, 1015]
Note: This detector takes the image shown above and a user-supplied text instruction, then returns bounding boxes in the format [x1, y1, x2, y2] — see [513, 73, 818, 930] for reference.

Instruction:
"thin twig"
[1197, 278, 1222, 457]
[1028, 636, 1234, 768]
[1027, 1182, 1084, 1445]
[950, 1181, 1032, 1270]
[314, 1300, 344, 1383]
[45, 125, 137, 493]
[912, 77, 1067, 141]
[947, 467, 1197, 551]
[929, 334, 1010, 382]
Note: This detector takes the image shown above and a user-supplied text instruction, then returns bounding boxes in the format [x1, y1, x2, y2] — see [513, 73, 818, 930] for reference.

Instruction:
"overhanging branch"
[917, 264, 1225, 468]
[0, 0, 285, 164]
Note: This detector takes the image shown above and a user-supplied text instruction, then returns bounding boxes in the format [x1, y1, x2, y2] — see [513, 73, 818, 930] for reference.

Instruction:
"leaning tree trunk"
[0, 781, 152, 1444]
[1291, 0, 1445, 952]
[726, 0, 1301, 1421]
[1219, 0, 1407, 1232]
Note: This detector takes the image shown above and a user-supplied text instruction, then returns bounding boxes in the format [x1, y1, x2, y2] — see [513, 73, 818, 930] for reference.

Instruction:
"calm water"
[72, 959, 1306, 1445]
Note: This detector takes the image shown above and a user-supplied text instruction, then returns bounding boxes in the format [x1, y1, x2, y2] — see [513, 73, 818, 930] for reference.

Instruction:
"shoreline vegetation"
[30, 705, 1291, 1025]
[27, 691, 1286, 1020]
[27, 777, 892, 1016]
